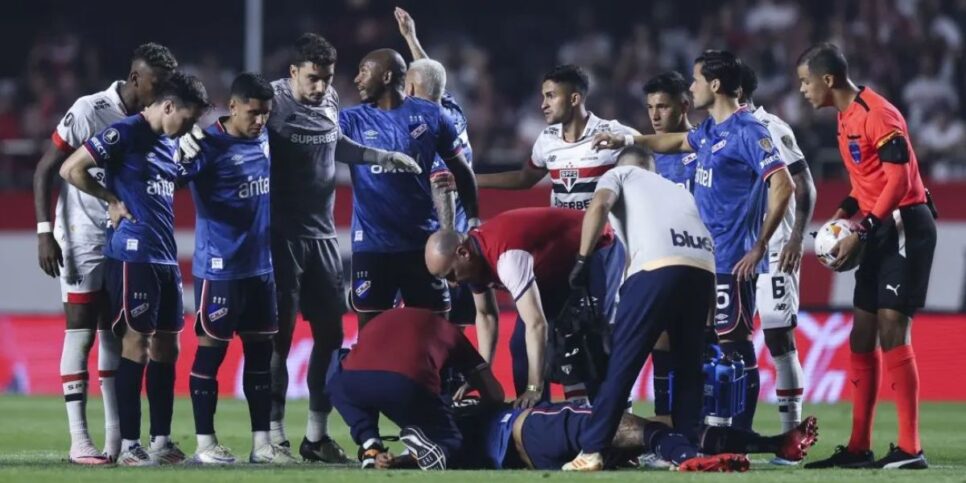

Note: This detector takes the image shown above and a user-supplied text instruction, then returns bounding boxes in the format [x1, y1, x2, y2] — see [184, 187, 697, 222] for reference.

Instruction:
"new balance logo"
[670, 229, 714, 252]
[886, 284, 901, 296]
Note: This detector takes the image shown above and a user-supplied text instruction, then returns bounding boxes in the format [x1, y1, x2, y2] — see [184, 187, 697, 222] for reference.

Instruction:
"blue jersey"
[439, 92, 473, 233]
[340, 96, 462, 252]
[456, 406, 523, 469]
[654, 151, 698, 192]
[84, 114, 179, 264]
[686, 109, 784, 273]
[183, 119, 273, 280]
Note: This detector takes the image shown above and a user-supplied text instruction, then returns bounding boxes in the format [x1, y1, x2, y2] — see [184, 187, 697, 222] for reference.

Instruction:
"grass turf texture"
[0, 396, 964, 482]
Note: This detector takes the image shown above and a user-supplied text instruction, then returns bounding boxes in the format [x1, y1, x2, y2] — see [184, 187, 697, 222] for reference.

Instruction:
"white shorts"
[56, 231, 107, 304]
[755, 250, 800, 330]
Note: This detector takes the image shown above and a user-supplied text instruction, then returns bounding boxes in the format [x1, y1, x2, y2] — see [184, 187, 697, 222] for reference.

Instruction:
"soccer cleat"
[250, 443, 299, 464]
[874, 443, 928, 469]
[116, 443, 160, 467]
[769, 456, 801, 466]
[804, 445, 874, 469]
[562, 451, 603, 472]
[68, 441, 112, 465]
[639, 452, 673, 469]
[775, 415, 819, 462]
[299, 436, 351, 463]
[148, 440, 187, 465]
[400, 426, 447, 470]
[192, 444, 237, 465]
[358, 442, 388, 469]
[676, 453, 750, 472]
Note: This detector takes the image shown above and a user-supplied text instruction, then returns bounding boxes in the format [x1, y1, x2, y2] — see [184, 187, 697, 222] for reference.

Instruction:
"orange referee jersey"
[837, 86, 926, 219]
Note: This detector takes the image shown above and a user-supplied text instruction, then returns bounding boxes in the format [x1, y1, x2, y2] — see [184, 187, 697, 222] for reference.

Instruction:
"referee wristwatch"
[856, 214, 881, 242]
[526, 384, 543, 393]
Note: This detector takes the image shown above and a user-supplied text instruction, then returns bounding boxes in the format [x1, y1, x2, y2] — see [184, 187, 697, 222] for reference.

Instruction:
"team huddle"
[34, 7, 936, 472]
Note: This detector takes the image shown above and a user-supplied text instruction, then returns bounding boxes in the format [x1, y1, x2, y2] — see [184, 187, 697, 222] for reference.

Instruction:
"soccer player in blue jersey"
[178, 73, 296, 465]
[593, 50, 795, 432]
[59, 72, 210, 466]
[340, 48, 479, 328]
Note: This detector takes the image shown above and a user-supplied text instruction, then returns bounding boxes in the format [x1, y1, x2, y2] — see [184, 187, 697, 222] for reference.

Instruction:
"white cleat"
[640, 452, 673, 469]
[770, 456, 801, 466]
[148, 441, 187, 465]
[117, 444, 160, 467]
[192, 444, 237, 465]
[250, 443, 299, 464]
[69, 440, 112, 465]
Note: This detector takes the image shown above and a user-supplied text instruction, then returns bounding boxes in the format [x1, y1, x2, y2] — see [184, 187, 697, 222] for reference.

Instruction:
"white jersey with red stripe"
[752, 106, 802, 253]
[529, 113, 639, 210]
[51, 80, 129, 241]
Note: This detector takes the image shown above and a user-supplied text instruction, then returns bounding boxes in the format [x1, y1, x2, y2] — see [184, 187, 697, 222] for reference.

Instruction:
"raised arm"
[335, 134, 422, 173]
[593, 131, 693, 153]
[476, 160, 547, 189]
[394, 7, 429, 61]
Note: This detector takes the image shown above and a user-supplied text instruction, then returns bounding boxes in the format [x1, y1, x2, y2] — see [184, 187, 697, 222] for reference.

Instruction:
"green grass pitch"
[1, 396, 964, 482]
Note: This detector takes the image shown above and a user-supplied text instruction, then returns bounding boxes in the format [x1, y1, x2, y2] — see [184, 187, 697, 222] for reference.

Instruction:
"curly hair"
[132, 42, 178, 73]
[292, 33, 337, 66]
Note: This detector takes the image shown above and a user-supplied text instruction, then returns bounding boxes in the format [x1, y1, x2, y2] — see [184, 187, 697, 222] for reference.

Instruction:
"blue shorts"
[106, 259, 184, 335]
[713, 273, 756, 337]
[520, 403, 591, 470]
[194, 274, 279, 341]
[350, 250, 451, 313]
[448, 282, 476, 325]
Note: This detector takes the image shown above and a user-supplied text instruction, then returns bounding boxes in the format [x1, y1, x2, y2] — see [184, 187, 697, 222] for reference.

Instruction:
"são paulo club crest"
[560, 168, 579, 191]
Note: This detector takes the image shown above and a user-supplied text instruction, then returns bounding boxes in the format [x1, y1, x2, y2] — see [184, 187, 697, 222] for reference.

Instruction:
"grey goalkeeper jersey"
[268, 78, 341, 239]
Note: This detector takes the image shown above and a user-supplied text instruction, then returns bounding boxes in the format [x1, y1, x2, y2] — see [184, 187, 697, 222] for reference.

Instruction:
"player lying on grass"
[367, 400, 818, 472]
[327, 307, 504, 470]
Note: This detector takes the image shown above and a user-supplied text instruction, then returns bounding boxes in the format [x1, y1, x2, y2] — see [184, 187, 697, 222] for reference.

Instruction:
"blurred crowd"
[2, 0, 965, 190]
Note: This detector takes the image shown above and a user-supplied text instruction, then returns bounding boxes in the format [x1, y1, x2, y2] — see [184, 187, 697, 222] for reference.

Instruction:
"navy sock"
[721, 340, 759, 431]
[190, 345, 227, 435]
[116, 357, 145, 441]
[146, 360, 176, 437]
[244, 339, 273, 432]
[652, 349, 672, 416]
[643, 422, 698, 466]
[700, 426, 779, 455]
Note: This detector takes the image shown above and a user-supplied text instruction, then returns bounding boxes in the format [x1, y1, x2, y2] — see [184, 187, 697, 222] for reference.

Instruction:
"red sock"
[846, 350, 881, 453]
[884, 345, 921, 454]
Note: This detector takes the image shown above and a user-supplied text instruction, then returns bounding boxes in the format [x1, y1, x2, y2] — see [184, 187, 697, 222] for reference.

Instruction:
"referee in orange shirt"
[796, 43, 936, 470]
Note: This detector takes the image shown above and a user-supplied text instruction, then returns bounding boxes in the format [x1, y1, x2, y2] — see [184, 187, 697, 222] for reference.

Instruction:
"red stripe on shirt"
[51, 132, 74, 153]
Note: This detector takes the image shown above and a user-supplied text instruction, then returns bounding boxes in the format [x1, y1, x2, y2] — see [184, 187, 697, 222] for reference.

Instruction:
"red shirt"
[342, 307, 486, 394]
[469, 207, 614, 300]
[837, 86, 926, 219]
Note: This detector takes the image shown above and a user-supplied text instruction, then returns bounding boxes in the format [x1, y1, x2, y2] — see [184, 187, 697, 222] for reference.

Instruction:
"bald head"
[616, 145, 654, 171]
[364, 48, 406, 86]
[425, 230, 461, 278]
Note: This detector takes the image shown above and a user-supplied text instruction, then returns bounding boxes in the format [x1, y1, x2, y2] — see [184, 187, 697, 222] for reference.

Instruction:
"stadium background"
[0, 0, 964, 403]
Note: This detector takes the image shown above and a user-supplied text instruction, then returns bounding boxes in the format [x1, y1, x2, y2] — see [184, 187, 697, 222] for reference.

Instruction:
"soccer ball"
[814, 219, 864, 271]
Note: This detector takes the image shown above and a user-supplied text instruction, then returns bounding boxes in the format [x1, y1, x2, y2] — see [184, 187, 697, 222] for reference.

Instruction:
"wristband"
[623, 134, 635, 147]
[37, 222, 52, 234]
[838, 196, 859, 218]
[856, 214, 880, 242]
[526, 384, 542, 393]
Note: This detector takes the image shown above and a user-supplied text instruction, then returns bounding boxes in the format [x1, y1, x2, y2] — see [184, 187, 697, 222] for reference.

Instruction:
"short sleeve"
[594, 166, 625, 196]
[611, 121, 642, 137]
[435, 109, 463, 160]
[53, 99, 95, 152]
[686, 123, 704, 152]
[743, 123, 784, 179]
[338, 111, 353, 139]
[496, 249, 536, 301]
[529, 136, 547, 169]
[769, 123, 805, 165]
[866, 106, 907, 149]
[83, 122, 132, 170]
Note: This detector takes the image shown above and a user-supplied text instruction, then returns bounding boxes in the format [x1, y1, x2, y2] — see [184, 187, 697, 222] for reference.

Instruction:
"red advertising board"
[2, 311, 964, 402]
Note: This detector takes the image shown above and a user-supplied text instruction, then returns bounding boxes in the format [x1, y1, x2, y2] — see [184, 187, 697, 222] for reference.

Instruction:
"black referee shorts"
[854, 204, 936, 317]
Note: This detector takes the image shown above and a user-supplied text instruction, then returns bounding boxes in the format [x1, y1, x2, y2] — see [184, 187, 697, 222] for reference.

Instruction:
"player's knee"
[121, 332, 150, 363]
[243, 338, 273, 372]
[191, 344, 228, 378]
[876, 311, 911, 350]
[763, 327, 796, 357]
[64, 302, 99, 331]
[148, 333, 180, 363]
[308, 317, 343, 346]
[849, 311, 879, 353]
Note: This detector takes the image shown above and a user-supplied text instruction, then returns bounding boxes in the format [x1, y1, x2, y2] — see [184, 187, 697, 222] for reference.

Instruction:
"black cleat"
[804, 445, 875, 469]
[400, 426, 446, 470]
[874, 443, 928, 469]
[299, 436, 351, 464]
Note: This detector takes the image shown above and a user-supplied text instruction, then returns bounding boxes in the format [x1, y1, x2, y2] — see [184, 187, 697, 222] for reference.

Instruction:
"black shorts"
[272, 236, 345, 322]
[854, 204, 936, 316]
[713, 273, 756, 337]
[350, 250, 451, 313]
[448, 282, 477, 326]
[194, 274, 279, 341]
[106, 259, 184, 335]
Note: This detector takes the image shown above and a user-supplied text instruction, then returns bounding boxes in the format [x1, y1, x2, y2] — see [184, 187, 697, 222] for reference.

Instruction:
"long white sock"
[773, 350, 805, 432]
[97, 329, 121, 455]
[61, 329, 94, 447]
[197, 433, 218, 450]
[150, 434, 171, 450]
[121, 438, 141, 452]
[252, 431, 270, 449]
[305, 410, 329, 442]
[269, 420, 287, 445]
[562, 383, 589, 405]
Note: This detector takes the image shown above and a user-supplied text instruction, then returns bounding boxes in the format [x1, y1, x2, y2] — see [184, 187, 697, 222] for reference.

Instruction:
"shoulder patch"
[103, 128, 120, 145]
[781, 134, 795, 150]
[63, 112, 74, 127]
[758, 137, 774, 152]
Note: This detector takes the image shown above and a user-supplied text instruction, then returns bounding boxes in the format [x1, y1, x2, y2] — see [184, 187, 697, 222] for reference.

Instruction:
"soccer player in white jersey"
[31, 43, 178, 464]
[739, 64, 817, 454]
[476, 64, 639, 210]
